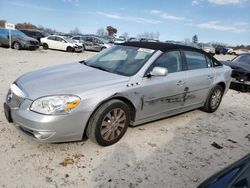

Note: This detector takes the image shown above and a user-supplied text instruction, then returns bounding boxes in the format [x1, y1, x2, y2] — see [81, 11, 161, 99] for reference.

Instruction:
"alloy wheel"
[100, 108, 126, 141]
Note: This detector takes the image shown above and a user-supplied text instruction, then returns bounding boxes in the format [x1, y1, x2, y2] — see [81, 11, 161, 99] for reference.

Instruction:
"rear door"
[182, 50, 215, 106]
[84, 37, 94, 50]
[55, 36, 67, 51]
[46, 36, 56, 49]
[92, 38, 103, 51]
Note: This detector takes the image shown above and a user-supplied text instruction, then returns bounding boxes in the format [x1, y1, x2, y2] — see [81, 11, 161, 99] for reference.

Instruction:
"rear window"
[184, 51, 208, 70]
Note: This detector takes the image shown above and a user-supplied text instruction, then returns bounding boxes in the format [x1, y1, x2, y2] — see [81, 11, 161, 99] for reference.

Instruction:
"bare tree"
[106, 26, 117, 37]
[96, 28, 107, 37]
[137, 32, 160, 40]
[15, 22, 37, 29]
[0, 20, 6, 28]
[69, 27, 81, 35]
[183, 38, 191, 45]
[122, 32, 129, 40]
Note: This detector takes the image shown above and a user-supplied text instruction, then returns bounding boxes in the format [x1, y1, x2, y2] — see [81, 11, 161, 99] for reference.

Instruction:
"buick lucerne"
[4, 42, 232, 146]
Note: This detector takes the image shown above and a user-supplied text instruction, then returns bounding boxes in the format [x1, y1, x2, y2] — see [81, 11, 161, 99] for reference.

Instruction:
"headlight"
[30, 95, 81, 115]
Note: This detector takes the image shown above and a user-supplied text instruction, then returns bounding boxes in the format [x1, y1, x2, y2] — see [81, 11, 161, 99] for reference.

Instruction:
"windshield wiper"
[87, 64, 111, 73]
[80, 61, 111, 73]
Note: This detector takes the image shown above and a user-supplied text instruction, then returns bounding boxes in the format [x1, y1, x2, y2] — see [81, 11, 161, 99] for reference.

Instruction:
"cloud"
[62, 0, 79, 7]
[97, 12, 161, 24]
[8, 2, 54, 11]
[150, 10, 187, 21]
[192, 0, 248, 5]
[207, 0, 246, 5]
[196, 21, 248, 33]
[192, 0, 204, 6]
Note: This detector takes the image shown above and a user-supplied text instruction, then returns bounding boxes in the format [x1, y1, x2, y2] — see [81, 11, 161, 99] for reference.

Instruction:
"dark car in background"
[0, 28, 39, 50]
[198, 154, 250, 188]
[222, 54, 250, 92]
[215, 45, 224, 55]
[71, 35, 112, 51]
[19, 29, 48, 44]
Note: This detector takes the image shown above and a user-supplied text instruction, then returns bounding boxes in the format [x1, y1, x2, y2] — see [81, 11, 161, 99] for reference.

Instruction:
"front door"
[136, 50, 187, 120]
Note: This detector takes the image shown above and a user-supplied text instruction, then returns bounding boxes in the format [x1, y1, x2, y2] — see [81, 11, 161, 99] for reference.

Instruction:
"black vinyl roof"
[121, 41, 202, 53]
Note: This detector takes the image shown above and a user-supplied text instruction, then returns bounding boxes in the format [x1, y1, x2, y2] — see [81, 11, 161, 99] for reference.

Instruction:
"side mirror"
[151, 67, 168, 77]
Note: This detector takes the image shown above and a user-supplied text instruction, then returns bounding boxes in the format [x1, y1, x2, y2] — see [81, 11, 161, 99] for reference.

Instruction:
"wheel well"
[217, 82, 226, 93]
[113, 97, 136, 121]
[82, 96, 136, 139]
[67, 46, 74, 51]
[11, 41, 20, 48]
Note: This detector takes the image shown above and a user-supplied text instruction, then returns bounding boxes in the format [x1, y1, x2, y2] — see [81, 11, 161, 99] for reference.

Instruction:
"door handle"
[177, 80, 185, 86]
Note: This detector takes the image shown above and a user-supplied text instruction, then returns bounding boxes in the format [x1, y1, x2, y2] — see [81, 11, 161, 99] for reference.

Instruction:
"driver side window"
[148, 51, 182, 74]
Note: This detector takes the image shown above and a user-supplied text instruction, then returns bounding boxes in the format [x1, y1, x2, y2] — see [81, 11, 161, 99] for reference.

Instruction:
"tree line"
[1, 20, 249, 49]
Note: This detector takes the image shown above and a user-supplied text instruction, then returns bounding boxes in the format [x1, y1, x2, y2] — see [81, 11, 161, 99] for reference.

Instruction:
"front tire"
[13, 42, 21, 50]
[66, 46, 74, 52]
[200, 85, 224, 113]
[86, 100, 130, 146]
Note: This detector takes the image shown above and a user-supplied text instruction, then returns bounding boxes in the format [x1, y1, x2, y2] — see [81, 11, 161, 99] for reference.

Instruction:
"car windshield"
[11, 30, 27, 37]
[83, 45, 155, 76]
[232, 55, 250, 64]
[63, 37, 76, 44]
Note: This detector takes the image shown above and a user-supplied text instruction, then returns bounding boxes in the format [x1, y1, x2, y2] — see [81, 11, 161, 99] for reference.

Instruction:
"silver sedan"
[4, 42, 232, 146]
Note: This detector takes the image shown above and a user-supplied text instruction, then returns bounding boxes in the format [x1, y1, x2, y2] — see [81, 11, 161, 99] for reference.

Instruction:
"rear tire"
[86, 100, 130, 146]
[200, 85, 224, 113]
[13, 42, 21, 50]
[43, 43, 48, 49]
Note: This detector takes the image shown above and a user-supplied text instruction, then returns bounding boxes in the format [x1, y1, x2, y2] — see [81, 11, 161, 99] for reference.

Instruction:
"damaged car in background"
[41, 35, 83, 52]
[222, 53, 250, 92]
[4, 42, 232, 146]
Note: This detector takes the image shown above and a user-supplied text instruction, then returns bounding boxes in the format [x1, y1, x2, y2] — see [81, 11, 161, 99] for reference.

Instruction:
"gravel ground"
[0, 48, 249, 188]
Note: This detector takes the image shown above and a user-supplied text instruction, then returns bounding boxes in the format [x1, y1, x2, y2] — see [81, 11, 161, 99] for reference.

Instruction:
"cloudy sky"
[0, 0, 249, 45]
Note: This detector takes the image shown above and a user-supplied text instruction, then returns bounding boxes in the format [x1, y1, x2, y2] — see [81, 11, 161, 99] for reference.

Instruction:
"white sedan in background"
[41, 35, 83, 52]
[228, 49, 250, 55]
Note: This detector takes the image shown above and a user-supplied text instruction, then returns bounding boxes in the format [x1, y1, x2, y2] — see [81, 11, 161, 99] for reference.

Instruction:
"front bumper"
[230, 78, 250, 92]
[231, 78, 250, 85]
[74, 46, 83, 52]
[4, 96, 92, 143]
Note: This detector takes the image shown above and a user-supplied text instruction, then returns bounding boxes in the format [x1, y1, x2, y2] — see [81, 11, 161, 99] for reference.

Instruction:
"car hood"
[15, 62, 129, 100]
[73, 42, 82, 46]
[222, 61, 250, 73]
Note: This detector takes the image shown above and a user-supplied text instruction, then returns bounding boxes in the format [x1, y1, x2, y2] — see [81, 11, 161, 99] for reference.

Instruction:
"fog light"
[33, 131, 55, 140]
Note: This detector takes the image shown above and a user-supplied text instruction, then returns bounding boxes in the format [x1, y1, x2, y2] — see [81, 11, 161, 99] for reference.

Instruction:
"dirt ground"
[0, 48, 249, 188]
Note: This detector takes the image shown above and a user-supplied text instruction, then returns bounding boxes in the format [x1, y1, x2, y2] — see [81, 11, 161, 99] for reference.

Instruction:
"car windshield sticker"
[138, 48, 155, 53]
